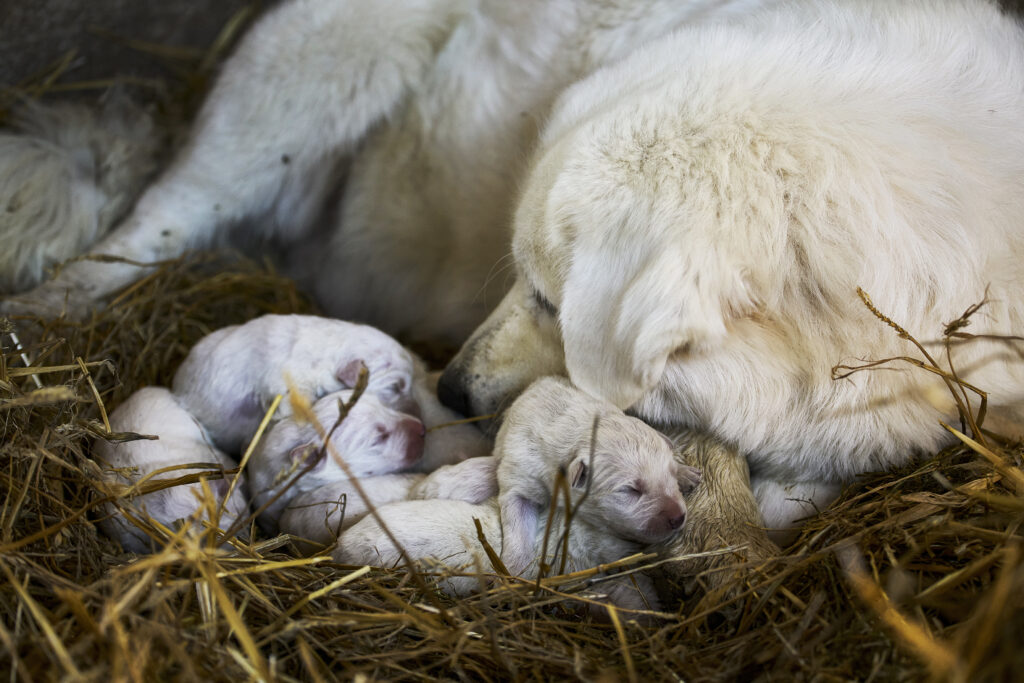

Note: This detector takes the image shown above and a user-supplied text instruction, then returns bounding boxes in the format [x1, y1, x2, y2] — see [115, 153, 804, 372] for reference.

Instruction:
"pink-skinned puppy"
[172, 314, 419, 453]
[93, 387, 250, 554]
[248, 389, 424, 533]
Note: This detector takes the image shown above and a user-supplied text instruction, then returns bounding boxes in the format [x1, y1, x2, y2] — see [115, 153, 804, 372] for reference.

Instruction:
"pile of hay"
[3, 10, 1023, 679]
[1, 253, 1022, 681]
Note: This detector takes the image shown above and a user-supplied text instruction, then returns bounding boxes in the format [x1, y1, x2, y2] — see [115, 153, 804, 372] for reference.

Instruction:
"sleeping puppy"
[335, 377, 701, 611]
[248, 389, 425, 532]
[172, 314, 419, 454]
[438, 0, 1024, 542]
[494, 377, 701, 575]
[93, 387, 249, 554]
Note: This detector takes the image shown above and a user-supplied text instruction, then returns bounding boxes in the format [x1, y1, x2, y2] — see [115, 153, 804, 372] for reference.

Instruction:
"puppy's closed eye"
[616, 484, 642, 498]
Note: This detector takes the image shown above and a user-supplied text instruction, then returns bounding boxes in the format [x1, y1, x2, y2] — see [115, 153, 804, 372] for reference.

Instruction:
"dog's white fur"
[172, 314, 419, 454]
[93, 387, 249, 553]
[3, 0, 775, 344]
[6, 0, 1023, 540]
[248, 389, 425, 531]
[494, 377, 700, 573]
[440, 0, 1024, 540]
[336, 378, 698, 609]
[278, 473, 423, 548]
[0, 94, 161, 293]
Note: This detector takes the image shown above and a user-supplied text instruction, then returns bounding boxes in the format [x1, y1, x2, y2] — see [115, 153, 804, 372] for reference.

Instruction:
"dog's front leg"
[3, 0, 469, 319]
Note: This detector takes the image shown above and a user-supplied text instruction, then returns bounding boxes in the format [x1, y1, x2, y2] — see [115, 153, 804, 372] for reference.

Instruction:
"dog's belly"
[305, 0, 782, 345]
[308, 5, 585, 345]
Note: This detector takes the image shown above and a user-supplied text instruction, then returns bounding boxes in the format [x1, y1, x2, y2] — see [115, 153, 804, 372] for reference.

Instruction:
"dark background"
[3, 1, 1021, 92]
[0, 1, 269, 91]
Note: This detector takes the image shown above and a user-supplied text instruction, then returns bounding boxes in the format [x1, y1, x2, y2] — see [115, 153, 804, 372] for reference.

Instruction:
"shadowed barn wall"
[0, 1, 269, 88]
[2, 0, 1021, 89]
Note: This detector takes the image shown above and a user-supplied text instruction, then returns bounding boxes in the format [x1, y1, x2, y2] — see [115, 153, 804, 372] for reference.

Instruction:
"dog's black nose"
[437, 365, 473, 417]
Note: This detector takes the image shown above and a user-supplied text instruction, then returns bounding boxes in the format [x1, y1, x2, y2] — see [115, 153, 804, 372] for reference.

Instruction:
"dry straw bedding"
[0, 253, 1022, 682]
[2, 15, 1024, 681]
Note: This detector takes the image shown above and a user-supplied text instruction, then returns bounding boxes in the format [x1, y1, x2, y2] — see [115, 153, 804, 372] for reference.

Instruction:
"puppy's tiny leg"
[677, 465, 702, 494]
[3, 0, 468, 318]
[409, 455, 498, 503]
[497, 492, 540, 576]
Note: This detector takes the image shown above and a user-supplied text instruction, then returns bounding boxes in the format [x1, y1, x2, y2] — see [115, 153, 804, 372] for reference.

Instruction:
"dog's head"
[439, 105, 744, 425]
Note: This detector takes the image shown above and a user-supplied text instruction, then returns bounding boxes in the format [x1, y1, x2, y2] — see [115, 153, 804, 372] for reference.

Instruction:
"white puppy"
[93, 387, 250, 554]
[172, 314, 419, 454]
[438, 0, 1024, 541]
[278, 473, 423, 549]
[336, 377, 701, 610]
[248, 389, 425, 532]
[494, 377, 701, 574]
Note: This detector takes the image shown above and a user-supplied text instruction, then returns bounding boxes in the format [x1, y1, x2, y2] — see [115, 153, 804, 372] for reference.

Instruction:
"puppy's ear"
[560, 231, 742, 409]
[568, 456, 588, 489]
[337, 360, 365, 387]
[289, 443, 321, 468]
[677, 465, 703, 495]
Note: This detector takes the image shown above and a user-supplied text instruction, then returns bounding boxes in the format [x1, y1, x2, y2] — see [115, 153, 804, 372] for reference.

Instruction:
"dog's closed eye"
[532, 289, 558, 316]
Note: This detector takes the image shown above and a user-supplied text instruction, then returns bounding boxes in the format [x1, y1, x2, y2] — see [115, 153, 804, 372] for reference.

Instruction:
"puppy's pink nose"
[660, 500, 686, 530]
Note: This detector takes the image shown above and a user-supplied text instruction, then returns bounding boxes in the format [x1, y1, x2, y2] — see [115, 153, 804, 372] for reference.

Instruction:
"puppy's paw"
[677, 465, 702, 494]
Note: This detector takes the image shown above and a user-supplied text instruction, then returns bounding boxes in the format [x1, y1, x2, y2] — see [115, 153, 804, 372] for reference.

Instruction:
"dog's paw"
[677, 465, 702, 494]
[1, 279, 94, 321]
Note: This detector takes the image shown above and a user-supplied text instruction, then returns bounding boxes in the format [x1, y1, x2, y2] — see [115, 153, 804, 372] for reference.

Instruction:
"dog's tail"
[0, 92, 163, 294]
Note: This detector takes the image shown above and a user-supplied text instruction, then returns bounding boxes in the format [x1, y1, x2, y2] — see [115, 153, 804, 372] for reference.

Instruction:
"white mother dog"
[438, 1, 1024, 538]
[6, 1, 1024, 538]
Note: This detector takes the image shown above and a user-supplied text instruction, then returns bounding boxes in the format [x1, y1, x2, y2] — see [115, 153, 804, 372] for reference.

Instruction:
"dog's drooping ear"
[560, 237, 690, 410]
[558, 186, 757, 410]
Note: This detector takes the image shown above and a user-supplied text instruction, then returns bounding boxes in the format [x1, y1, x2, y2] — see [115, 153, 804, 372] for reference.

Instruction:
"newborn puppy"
[278, 473, 423, 550]
[336, 377, 701, 611]
[172, 314, 418, 453]
[93, 387, 249, 554]
[248, 389, 424, 532]
[495, 377, 702, 576]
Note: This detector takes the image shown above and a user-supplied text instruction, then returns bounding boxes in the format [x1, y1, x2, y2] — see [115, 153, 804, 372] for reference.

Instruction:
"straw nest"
[3, 12, 1023, 682]
[0, 251, 1021, 682]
